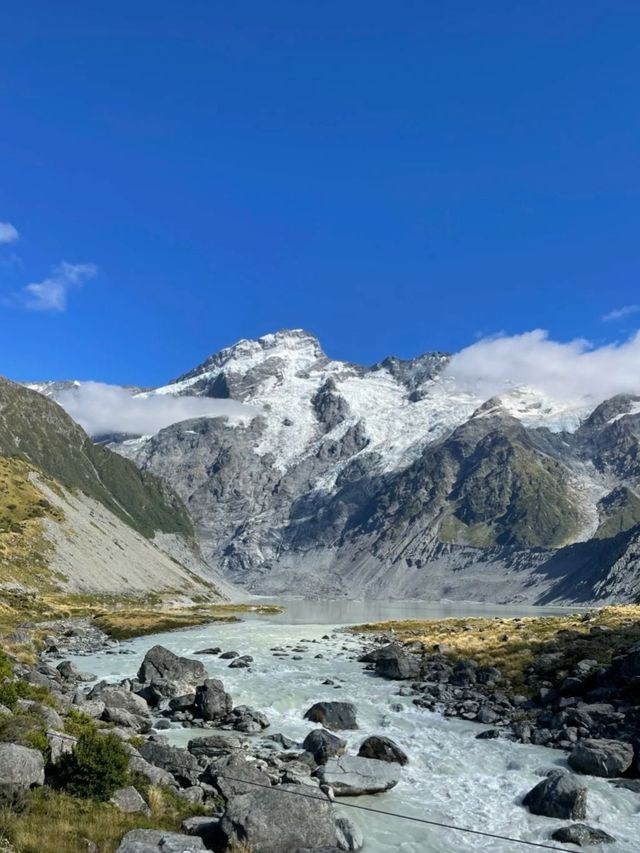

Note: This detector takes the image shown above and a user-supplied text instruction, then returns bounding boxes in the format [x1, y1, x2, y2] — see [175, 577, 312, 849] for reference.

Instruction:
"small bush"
[56, 731, 130, 801]
[63, 709, 96, 740]
[0, 710, 48, 757]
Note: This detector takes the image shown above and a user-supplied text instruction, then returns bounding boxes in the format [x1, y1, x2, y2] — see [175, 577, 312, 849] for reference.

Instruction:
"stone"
[317, 756, 401, 796]
[228, 655, 253, 668]
[46, 730, 77, 763]
[110, 786, 150, 815]
[207, 752, 272, 800]
[194, 648, 221, 655]
[188, 732, 247, 759]
[219, 784, 337, 853]
[523, 771, 587, 820]
[0, 744, 45, 797]
[224, 705, 269, 733]
[115, 829, 205, 853]
[304, 701, 358, 731]
[335, 816, 364, 851]
[194, 678, 233, 722]
[568, 739, 634, 778]
[357, 735, 408, 766]
[138, 742, 201, 787]
[303, 729, 347, 765]
[89, 684, 152, 733]
[137, 645, 207, 702]
[373, 644, 421, 680]
[219, 650, 239, 659]
[181, 816, 221, 848]
[551, 824, 615, 846]
[128, 753, 176, 788]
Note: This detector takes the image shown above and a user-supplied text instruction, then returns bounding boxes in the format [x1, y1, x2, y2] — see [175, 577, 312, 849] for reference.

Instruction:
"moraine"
[67, 600, 638, 852]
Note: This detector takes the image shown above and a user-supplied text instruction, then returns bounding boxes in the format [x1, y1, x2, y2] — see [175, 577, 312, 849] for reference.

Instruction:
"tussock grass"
[351, 605, 640, 689]
[0, 787, 205, 853]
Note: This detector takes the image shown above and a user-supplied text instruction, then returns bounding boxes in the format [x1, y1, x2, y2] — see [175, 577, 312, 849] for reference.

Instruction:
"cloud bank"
[56, 382, 256, 437]
[24, 261, 97, 311]
[0, 222, 19, 244]
[445, 329, 640, 405]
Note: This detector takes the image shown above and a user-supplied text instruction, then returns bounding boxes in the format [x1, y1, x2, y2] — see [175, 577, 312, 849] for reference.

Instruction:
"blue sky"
[1, 1, 640, 385]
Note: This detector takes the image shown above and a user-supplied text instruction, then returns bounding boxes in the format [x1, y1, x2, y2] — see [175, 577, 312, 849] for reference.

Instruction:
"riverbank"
[351, 605, 640, 761]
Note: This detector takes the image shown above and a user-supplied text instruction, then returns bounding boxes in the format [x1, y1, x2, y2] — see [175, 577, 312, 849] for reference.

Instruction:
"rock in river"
[317, 756, 401, 796]
[304, 701, 358, 731]
[358, 735, 408, 765]
[551, 824, 615, 846]
[523, 771, 587, 820]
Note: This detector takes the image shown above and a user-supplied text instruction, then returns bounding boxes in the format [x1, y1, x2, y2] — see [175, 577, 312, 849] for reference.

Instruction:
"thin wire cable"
[215, 773, 578, 852]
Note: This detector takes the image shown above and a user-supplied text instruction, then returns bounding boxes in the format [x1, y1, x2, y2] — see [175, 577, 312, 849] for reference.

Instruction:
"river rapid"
[68, 600, 638, 852]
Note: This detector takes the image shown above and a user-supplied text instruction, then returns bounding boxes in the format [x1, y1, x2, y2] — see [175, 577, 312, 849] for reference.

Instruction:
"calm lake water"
[69, 600, 636, 853]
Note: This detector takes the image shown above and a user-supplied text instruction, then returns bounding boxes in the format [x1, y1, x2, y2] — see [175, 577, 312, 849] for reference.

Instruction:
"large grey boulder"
[137, 645, 207, 702]
[523, 771, 587, 819]
[128, 752, 176, 788]
[138, 742, 201, 787]
[207, 752, 272, 800]
[194, 678, 233, 722]
[372, 644, 421, 680]
[116, 829, 205, 853]
[358, 736, 409, 765]
[219, 784, 338, 853]
[89, 684, 152, 733]
[0, 744, 45, 796]
[303, 729, 347, 765]
[317, 756, 401, 796]
[46, 730, 77, 764]
[335, 816, 364, 851]
[110, 786, 150, 814]
[568, 739, 634, 778]
[304, 702, 358, 731]
[188, 732, 247, 759]
[551, 824, 615, 846]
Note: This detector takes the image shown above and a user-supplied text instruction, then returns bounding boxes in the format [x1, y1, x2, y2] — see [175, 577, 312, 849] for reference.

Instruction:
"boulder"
[551, 824, 615, 846]
[0, 744, 45, 797]
[303, 729, 347, 765]
[223, 705, 269, 733]
[181, 816, 221, 848]
[194, 678, 233, 722]
[46, 730, 77, 764]
[207, 752, 272, 800]
[357, 736, 408, 766]
[110, 786, 150, 815]
[188, 732, 247, 759]
[523, 771, 587, 820]
[372, 644, 421, 680]
[89, 684, 152, 733]
[219, 784, 338, 853]
[568, 739, 634, 778]
[116, 829, 205, 853]
[128, 753, 176, 788]
[219, 651, 239, 659]
[317, 756, 401, 796]
[137, 645, 207, 701]
[335, 816, 364, 851]
[138, 742, 201, 787]
[304, 702, 358, 731]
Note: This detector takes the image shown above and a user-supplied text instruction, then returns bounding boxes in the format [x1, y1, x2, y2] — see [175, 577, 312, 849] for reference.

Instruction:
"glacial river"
[68, 600, 638, 852]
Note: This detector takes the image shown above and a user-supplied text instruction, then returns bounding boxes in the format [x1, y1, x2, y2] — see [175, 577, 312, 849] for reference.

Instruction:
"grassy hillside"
[0, 377, 192, 540]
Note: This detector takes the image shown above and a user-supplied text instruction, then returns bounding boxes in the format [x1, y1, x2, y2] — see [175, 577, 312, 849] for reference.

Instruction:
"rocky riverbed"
[41, 604, 639, 852]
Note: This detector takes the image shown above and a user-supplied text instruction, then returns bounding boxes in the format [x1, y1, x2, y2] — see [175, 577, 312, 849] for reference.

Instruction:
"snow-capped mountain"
[30, 329, 640, 603]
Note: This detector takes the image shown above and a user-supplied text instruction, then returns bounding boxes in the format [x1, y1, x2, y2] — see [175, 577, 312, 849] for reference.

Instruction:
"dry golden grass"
[351, 605, 640, 689]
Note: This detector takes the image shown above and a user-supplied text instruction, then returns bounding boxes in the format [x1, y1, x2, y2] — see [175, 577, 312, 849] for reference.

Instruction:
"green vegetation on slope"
[0, 378, 193, 540]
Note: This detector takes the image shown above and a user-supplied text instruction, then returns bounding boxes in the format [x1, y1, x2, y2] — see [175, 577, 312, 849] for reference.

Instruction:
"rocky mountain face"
[0, 377, 227, 600]
[35, 330, 640, 603]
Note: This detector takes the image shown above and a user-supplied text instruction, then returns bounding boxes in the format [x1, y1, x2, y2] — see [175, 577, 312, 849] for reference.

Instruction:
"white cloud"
[602, 304, 640, 322]
[24, 261, 97, 311]
[56, 382, 256, 437]
[0, 222, 19, 244]
[445, 329, 640, 406]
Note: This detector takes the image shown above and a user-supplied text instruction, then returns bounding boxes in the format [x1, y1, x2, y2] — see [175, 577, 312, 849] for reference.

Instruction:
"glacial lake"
[68, 600, 637, 852]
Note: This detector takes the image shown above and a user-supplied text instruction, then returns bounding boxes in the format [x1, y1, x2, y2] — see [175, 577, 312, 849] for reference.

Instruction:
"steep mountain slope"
[33, 330, 640, 604]
[0, 377, 227, 601]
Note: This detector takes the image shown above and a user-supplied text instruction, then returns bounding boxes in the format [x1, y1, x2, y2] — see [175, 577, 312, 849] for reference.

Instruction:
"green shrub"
[56, 731, 129, 800]
[63, 709, 97, 740]
[0, 681, 18, 710]
[0, 652, 13, 681]
[0, 709, 48, 757]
